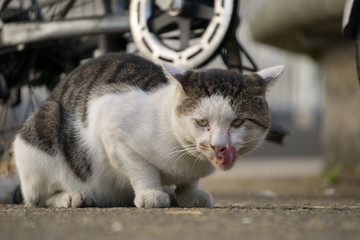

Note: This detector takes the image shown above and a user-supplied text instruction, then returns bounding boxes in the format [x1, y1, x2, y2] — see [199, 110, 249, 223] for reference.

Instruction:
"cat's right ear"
[256, 65, 284, 87]
[162, 63, 186, 93]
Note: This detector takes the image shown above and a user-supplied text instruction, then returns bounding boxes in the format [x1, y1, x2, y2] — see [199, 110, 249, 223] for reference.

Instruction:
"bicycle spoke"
[31, 0, 43, 20]
[179, 18, 191, 50]
[0, 105, 8, 129]
[149, 12, 176, 33]
[50, 2, 59, 20]
[0, 0, 12, 17]
[10, 104, 19, 123]
[30, 86, 45, 108]
[191, 2, 214, 20]
[57, 0, 76, 19]
[1, 0, 96, 21]
[24, 89, 33, 119]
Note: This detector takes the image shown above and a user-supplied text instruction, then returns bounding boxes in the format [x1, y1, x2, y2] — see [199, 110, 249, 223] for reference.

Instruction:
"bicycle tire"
[130, 0, 236, 69]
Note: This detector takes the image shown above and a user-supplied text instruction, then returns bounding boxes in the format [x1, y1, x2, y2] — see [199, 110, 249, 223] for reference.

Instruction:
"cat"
[10, 52, 283, 208]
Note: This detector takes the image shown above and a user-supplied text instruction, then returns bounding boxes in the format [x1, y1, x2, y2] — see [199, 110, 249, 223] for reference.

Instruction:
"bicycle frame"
[343, 0, 360, 39]
[0, 11, 130, 47]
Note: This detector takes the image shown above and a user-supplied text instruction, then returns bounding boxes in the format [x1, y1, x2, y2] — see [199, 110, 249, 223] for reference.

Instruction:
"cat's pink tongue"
[217, 146, 236, 166]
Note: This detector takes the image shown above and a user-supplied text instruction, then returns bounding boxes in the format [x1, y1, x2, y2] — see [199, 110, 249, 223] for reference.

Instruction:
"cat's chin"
[209, 146, 236, 171]
[212, 160, 234, 171]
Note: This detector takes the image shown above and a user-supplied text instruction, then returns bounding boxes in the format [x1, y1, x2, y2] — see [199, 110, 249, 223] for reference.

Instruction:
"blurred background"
[212, 0, 360, 181]
[212, 0, 323, 156]
[0, 0, 359, 181]
[215, 0, 360, 182]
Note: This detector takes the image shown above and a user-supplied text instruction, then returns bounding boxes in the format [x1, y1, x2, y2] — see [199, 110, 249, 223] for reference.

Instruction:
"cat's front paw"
[45, 191, 94, 208]
[176, 189, 213, 207]
[134, 190, 170, 208]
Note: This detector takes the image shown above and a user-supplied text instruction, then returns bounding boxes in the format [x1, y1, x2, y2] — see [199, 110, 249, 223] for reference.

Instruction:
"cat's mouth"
[212, 146, 236, 170]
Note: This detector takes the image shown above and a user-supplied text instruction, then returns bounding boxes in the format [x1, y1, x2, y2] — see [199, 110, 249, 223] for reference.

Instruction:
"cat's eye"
[231, 119, 245, 128]
[196, 119, 209, 127]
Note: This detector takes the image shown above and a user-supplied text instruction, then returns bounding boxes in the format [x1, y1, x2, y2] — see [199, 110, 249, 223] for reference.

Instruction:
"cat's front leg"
[122, 163, 170, 208]
[107, 145, 170, 208]
[126, 164, 170, 208]
[134, 190, 170, 208]
[175, 181, 213, 207]
[131, 169, 171, 208]
[131, 166, 170, 208]
[45, 191, 94, 208]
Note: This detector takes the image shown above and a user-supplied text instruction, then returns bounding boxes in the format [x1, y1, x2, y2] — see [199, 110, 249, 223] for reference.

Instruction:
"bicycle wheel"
[130, 0, 234, 69]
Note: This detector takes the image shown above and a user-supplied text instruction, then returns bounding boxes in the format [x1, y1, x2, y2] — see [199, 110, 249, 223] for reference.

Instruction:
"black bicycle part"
[147, 0, 214, 52]
[343, 0, 360, 39]
[343, 0, 360, 84]
[0, 0, 105, 105]
[356, 17, 360, 84]
[0, 39, 95, 105]
[100, 0, 129, 53]
[266, 123, 290, 145]
[220, 14, 258, 73]
[0, 0, 103, 160]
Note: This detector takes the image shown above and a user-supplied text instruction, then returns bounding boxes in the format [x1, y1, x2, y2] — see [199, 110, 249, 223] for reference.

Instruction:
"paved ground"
[1, 157, 359, 240]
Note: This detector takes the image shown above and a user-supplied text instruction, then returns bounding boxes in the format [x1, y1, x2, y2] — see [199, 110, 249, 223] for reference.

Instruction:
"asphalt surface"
[1, 158, 359, 240]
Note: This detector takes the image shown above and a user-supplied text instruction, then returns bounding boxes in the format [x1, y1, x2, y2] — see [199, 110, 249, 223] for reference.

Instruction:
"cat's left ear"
[256, 65, 284, 87]
[162, 63, 186, 89]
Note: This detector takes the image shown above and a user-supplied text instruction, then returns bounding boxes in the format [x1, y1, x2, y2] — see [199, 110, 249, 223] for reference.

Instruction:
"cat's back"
[17, 53, 171, 182]
[51, 53, 169, 111]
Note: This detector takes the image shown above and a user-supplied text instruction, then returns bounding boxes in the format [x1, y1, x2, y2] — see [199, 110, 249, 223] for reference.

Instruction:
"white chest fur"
[87, 85, 214, 187]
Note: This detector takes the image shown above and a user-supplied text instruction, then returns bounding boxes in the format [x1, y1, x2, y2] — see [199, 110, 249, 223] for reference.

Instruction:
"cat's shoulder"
[84, 52, 158, 67]
[64, 53, 169, 92]
[69, 52, 160, 75]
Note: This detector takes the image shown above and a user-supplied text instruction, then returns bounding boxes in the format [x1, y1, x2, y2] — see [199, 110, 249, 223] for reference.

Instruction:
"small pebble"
[241, 217, 252, 225]
[111, 222, 124, 232]
[323, 188, 335, 196]
[165, 210, 202, 215]
[257, 190, 278, 198]
[303, 203, 313, 210]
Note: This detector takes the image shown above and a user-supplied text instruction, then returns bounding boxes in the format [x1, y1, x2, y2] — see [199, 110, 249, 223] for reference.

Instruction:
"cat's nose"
[211, 145, 226, 153]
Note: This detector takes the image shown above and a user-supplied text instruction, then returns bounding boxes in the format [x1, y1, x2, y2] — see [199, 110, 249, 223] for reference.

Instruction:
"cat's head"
[164, 64, 283, 171]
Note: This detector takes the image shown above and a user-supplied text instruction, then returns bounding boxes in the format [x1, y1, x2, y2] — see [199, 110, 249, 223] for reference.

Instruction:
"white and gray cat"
[12, 53, 283, 208]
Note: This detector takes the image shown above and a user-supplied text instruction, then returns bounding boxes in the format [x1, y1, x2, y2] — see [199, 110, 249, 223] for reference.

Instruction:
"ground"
[1, 158, 359, 240]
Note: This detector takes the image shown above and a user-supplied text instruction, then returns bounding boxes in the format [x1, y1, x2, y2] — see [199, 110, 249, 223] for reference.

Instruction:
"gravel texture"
[1, 176, 359, 240]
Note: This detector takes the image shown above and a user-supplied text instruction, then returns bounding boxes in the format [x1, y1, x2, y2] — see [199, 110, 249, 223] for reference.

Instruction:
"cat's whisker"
[191, 152, 206, 170]
[171, 146, 197, 153]
[241, 136, 265, 144]
[242, 140, 259, 146]
[167, 147, 198, 159]
[168, 145, 198, 155]
[172, 150, 197, 163]
[241, 143, 260, 150]
[170, 144, 197, 151]
[167, 150, 187, 158]
[173, 147, 204, 165]
[235, 136, 266, 150]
